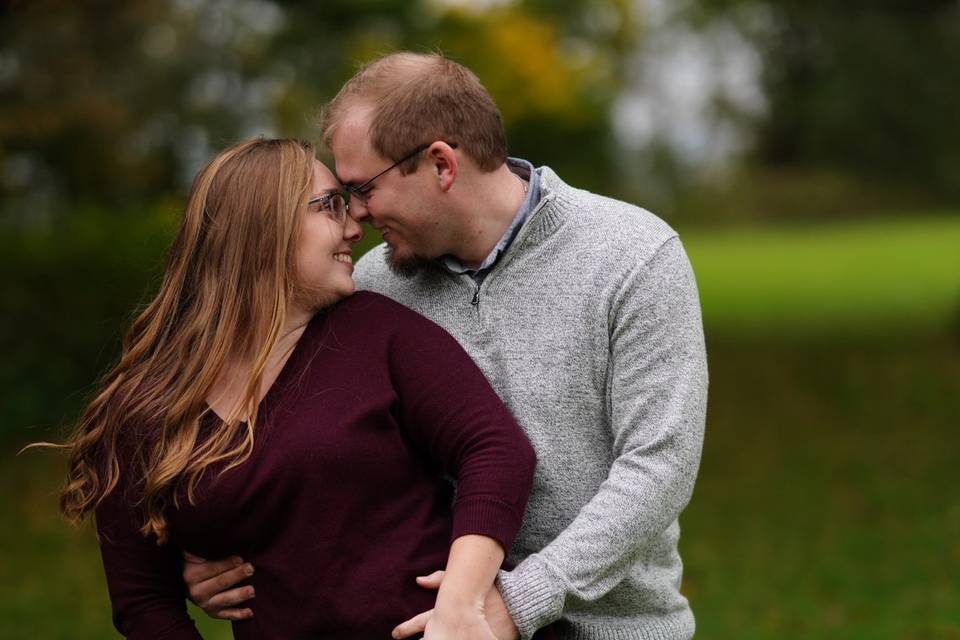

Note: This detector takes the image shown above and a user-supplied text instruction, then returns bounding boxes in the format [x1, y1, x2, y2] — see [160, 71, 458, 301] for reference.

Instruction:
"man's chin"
[384, 246, 432, 278]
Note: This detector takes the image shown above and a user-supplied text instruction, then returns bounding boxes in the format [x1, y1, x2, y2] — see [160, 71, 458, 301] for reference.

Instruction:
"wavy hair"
[42, 137, 316, 544]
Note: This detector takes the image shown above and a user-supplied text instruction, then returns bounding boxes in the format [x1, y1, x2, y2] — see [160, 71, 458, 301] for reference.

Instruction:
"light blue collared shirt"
[439, 158, 541, 283]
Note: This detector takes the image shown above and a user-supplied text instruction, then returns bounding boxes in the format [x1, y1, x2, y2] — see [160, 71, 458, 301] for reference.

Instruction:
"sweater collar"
[428, 164, 574, 279]
[437, 158, 540, 277]
[508, 165, 572, 251]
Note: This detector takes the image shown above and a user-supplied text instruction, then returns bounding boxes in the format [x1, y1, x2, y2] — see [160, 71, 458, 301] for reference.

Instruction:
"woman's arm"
[424, 534, 504, 638]
[96, 478, 202, 639]
[383, 298, 537, 638]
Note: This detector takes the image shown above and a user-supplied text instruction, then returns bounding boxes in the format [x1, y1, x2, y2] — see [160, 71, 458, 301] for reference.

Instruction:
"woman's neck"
[206, 304, 313, 421]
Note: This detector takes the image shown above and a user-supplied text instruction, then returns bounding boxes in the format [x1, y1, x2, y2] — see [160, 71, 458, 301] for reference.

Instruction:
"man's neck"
[452, 163, 528, 269]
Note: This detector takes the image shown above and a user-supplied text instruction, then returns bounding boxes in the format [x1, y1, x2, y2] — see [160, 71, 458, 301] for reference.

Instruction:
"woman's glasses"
[307, 191, 349, 223]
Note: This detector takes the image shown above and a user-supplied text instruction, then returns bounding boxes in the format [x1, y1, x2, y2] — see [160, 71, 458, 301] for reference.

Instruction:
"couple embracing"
[57, 52, 707, 639]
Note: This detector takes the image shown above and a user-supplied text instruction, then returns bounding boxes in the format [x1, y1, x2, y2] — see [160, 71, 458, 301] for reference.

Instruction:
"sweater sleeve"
[496, 237, 708, 637]
[95, 473, 202, 639]
[385, 303, 537, 553]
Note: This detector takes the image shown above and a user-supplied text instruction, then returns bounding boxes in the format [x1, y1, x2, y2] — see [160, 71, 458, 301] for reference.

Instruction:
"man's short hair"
[320, 52, 507, 173]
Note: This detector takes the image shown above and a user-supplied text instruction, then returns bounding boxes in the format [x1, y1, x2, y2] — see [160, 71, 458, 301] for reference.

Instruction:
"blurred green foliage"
[0, 204, 175, 438]
[5, 212, 957, 443]
[687, 0, 960, 201]
[0, 0, 638, 217]
[2, 1, 959, 637]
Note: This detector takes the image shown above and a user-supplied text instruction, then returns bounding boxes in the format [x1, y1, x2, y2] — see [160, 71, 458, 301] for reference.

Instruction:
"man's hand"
[391, 570, 520, 640]
[182, 551, 256, 621]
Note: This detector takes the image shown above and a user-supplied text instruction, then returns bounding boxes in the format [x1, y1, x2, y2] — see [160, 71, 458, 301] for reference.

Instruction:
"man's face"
[330, 109, 443, 276]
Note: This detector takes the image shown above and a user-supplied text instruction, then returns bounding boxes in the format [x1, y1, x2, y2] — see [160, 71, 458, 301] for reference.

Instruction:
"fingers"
[188, 562, 255, 607]
[206, 585, 256, 610]
[210, 606, 254, 622]
[415, 569, 445, 589]
[391, 572, 442, 638]
[182, 553, 245, 584]
[391, 609, 433, 639]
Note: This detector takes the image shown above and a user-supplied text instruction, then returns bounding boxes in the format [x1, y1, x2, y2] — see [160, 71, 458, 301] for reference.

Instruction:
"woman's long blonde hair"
[52, 137, 316, 543]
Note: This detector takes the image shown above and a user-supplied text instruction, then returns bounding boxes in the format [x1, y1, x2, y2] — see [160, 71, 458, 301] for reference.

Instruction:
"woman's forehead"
[311, 160, 339, 190]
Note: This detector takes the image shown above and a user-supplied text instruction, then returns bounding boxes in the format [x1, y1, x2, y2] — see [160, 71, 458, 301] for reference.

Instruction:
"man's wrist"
[496, 557, 565, 639]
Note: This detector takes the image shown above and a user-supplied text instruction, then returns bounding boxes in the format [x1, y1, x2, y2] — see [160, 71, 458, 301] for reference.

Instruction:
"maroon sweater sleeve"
[95, 460, 201, 639]
[383, 299, 537, 552]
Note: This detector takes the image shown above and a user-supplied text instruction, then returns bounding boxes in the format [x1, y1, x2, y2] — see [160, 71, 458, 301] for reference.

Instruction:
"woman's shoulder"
[326, 291, 438, 332]
[314, 291, 459, 357]
[336, 290, 411, 312]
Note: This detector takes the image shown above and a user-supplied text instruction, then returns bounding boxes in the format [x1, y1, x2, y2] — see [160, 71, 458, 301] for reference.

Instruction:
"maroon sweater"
[96, 292, 536, 639]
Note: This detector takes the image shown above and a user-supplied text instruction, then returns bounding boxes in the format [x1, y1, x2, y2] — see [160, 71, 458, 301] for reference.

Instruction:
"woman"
[55, 138, 536, 638]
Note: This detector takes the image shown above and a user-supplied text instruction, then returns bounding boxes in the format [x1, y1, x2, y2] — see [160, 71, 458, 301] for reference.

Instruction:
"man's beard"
[385, 245, 433, 278]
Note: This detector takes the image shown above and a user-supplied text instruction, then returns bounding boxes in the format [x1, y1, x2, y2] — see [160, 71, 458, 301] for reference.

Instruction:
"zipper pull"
[471, 287, 480, 306]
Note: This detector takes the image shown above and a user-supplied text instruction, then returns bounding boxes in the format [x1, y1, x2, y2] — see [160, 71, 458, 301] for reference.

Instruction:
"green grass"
[0, 451, 234, 639]
[6, 341, 957, 638]
[684, 215, 960, 339]
[3, 215, 959, 638]
[683, 342, 960, 639]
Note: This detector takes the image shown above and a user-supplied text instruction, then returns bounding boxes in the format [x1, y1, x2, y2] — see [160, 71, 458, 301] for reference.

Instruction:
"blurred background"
[2, 0, 958, 637]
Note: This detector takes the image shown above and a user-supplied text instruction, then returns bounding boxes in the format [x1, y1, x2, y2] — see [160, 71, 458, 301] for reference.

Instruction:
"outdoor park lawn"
[2, 215, 958, 638]
[685, 214, 960, 339]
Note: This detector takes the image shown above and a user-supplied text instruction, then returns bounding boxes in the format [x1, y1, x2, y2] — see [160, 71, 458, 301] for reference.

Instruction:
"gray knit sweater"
[354, 167, 708, 640]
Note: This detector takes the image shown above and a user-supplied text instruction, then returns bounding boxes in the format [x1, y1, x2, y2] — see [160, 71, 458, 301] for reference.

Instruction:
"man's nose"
[348, 197, 370, 222]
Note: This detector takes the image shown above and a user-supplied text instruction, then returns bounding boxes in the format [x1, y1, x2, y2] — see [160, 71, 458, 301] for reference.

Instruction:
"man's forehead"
[331, 115, 387, 184]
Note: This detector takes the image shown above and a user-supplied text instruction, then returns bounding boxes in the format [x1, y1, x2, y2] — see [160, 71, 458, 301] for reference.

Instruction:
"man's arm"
[496, 236, 708, 637]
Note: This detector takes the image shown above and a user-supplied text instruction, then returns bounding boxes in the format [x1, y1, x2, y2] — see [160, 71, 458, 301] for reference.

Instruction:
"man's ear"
[426, 141, 458, 192]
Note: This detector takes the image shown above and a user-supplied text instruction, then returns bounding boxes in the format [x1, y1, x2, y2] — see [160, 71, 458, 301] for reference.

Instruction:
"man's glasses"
[342, 142, 458, 205]
[307, 191, 349, 223]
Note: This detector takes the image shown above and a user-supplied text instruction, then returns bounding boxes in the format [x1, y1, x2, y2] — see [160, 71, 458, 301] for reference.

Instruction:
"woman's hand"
[392, 570, 520, 640]
[422, 600, 499, 640]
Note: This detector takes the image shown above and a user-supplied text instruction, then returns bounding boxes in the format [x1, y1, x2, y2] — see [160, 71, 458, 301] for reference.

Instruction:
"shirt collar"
[439, 158, 540, 277]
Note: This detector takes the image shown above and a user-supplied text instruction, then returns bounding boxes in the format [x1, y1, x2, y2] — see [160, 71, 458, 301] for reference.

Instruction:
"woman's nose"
[343, 214, 363, 244]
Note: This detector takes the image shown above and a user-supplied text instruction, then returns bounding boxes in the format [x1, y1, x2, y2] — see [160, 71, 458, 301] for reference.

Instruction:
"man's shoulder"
[353, 243, 390, 290]
[353, 244, 417, 297]
[539, 166, 680, 262]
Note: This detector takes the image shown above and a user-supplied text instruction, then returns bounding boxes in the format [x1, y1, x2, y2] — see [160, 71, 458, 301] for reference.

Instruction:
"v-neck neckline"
[205, 311, 323, 425]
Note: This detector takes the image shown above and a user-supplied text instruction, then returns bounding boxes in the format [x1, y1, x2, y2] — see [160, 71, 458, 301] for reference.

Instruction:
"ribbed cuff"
[450, 496, 524, 552]
[496, 555, 566, 640]
[559, 610, 695, 640]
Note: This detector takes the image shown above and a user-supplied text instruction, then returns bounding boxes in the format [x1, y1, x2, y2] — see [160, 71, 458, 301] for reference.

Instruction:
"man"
[185, 52, 707, 639]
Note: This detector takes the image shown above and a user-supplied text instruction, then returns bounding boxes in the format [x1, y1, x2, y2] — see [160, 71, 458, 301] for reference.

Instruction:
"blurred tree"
[0, 0, 638, 223]
[0, 0, 639, 439]
[688, 0, 960, 200]
[259, 0, 641, 192]
[0, 0, 310, 222]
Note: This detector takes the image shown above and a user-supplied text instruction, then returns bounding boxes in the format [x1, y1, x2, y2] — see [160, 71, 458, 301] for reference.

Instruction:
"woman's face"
[295, 160, 362, 309]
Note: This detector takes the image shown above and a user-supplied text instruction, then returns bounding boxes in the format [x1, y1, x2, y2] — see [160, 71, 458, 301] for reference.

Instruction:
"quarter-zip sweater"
[95, 292, 536, 639]
[354, 167, 708, 640]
